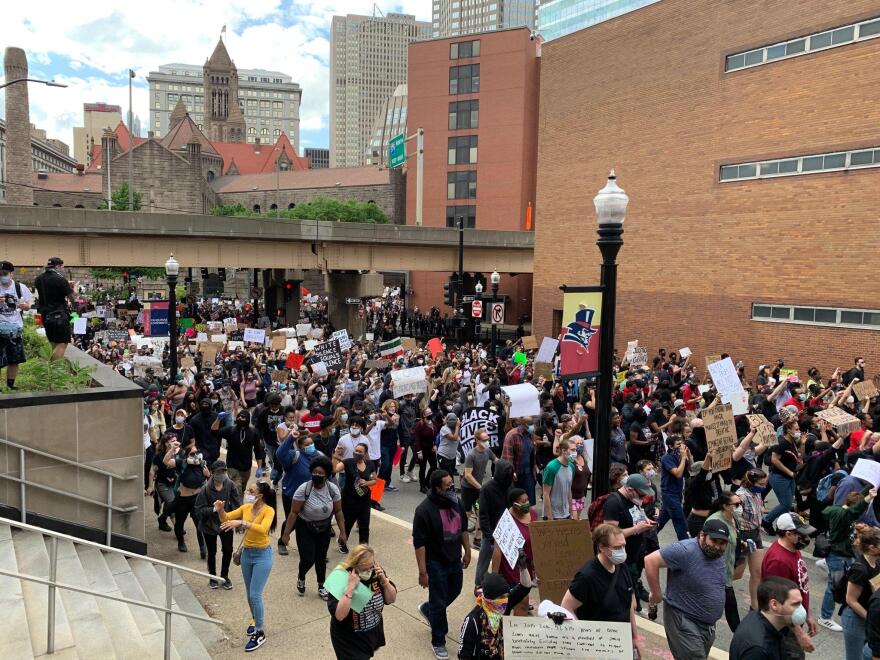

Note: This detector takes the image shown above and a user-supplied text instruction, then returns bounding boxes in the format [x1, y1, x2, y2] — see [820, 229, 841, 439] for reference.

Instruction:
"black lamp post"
[165, 254, 180, 382]
[474, 281, 483, 343]
[490, 271, 500, 364]
[591, 171, 628, 500]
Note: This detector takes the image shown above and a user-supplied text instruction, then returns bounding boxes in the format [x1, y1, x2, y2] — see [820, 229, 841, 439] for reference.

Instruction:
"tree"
[98, 182, 143, 211]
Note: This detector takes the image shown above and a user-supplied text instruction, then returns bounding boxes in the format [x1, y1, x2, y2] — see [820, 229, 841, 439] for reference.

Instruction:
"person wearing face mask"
[736, 469, 770, 617]
[173, 441, 210, 556]
[0, 260, 33, 391]
[214, 411, 264, 496]
[501, 417, 538, 506]
[413, 409, 439, 494]
[194, 460, 242, 590]
[378, 400, 401, 493]
[541, 438, 575, 521]
[33, 256, 74, 362]
[458, 571, 529, 660]
[489, 488, 536, 615]
[761, 513, 818, 657]
[327, 544, 397, 660]
[166, 408, 195, 447]
[461, 430, 497, 549]
[337, 417, 365, 461]
[730, 576, 802, 660]
[644, 519, 729, 659]
[762, 418, 803, 534]
[276, 426, 326, 556]
[707, 491, 746, 631]
[658, 435, 691, 541]
[335, 442, 377, 553]
[561, 524, 639, 655]
[397, 393, 419, 484]
[190, 398, 221, 467]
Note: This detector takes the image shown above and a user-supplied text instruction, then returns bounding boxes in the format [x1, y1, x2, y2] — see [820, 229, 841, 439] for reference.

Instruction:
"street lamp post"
[0, 78, 67, 90]
[165, 254, 180, 382]
[591, 171, 628, 500]
[474, 281, 483, 343]
[490, 271, 500, 364]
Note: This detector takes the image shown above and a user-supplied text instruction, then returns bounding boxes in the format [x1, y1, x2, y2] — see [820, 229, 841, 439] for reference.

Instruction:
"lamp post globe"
[490, 271, 500, 286]
[474, 281, 483, 294]
[593, 169, 629, 227]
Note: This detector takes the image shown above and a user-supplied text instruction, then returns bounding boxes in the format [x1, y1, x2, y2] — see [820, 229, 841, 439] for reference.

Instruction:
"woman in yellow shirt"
[216, 481, 277, 652]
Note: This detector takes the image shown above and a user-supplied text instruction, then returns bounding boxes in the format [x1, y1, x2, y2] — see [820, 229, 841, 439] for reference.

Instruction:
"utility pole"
[457, 216, 465, 342]
[106, 139, 112, 211]
[128, 69, 135, 211]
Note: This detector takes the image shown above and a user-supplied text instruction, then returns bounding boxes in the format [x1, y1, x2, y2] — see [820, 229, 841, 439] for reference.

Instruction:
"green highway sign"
[389, 133, 406, 168]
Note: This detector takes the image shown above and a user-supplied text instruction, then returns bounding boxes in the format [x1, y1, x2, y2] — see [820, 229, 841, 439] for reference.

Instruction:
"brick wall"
[533, 0, 880, 373]
[34, 189, 102, 208]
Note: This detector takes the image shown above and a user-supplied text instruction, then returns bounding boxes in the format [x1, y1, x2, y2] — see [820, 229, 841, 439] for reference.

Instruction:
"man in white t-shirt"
[364, 414, 386, 510]
[0, 261, 34, 390]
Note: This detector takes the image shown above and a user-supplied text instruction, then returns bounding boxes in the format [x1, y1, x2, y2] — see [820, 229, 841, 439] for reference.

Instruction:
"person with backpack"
[33, 256, 74, 362]
[841, 525, 880, 660]
[818, 486, 876, 634]
[193, 460, 242, 589]
[586, 463, 630, 530]
[0, 260, 33, 391]
[276, 424, 326, 556]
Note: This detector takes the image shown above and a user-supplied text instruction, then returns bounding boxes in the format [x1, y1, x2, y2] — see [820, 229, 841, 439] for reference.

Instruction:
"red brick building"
[406, 27, 539, 324]
[533, 0, 880, 376]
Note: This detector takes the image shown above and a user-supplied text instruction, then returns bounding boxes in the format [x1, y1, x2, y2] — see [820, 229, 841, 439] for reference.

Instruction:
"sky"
[0, 0, 429, 156]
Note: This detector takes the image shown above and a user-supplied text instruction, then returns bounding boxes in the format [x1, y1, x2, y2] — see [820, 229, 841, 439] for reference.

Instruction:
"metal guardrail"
[0, 438, 138, 546]
[0, 518, 223, 660]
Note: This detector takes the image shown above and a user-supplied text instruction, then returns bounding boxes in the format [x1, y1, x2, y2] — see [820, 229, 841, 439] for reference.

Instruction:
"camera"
[4, 294, 16, 312]
[186, 452, 203, 465]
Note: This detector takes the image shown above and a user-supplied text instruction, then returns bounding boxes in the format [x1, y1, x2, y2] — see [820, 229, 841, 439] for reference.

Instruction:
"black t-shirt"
[568, 557, 634, 623]
[770, 438, 798, 476]
[152, 451, 176, 485]
[603, 491, 645, 563]
[848, 557, 880, 612]
[342, 458, 376, 501]
[34, 269, 72, 313]
[326, 575, 390, 659]
[165, 424, 194, 446]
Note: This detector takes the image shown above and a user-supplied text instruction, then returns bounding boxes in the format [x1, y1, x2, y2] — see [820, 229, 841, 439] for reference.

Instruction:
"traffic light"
[122, 271, 129, 284]
[218, 268, 227, 282]
[283, 280, 296, 301]
[200, 267, 209, 279]
[443, 276, 456, 307]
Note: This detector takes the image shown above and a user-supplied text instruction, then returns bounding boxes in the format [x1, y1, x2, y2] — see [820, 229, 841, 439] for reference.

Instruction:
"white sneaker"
[401, 474, 412, 483]
[816, 558, 828, 573]
[817, 617, 843, 632]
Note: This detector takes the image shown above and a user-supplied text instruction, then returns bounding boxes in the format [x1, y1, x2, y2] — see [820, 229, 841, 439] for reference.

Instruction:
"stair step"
[12, 529, 77, 656]
[159, 567, 226, 649]
[0, 532, 34, 659]
[129, 558, 210, 659]
[75, 546, 153, 659]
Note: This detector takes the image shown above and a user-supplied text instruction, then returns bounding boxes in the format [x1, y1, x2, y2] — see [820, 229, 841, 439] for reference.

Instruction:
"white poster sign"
[210, 334, 227, 344]
[535, 337, 559, 364]
[503, 616, 632, 660]
[285, 338, 299, 352]
[390, 366, 427, 396]
[304, 339, 318, 351]
[73, 317, 88, 335]
[501, 383, 541, 418]
[493, 509, 526, 570]
[243, 327, 266, 344]
[852, 458, 880, 487]
[332, 329, 352, 351]
[310, 361, 328, 376]
[227, 341, 244, 352]
[197, 332, 208, 342]
[708, 357, 749, 414]
[679, 346, 692, 359]
[296, 323, 312, 337]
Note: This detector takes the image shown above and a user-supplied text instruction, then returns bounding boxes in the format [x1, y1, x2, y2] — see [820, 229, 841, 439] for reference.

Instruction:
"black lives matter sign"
[459, 407, 501, 457]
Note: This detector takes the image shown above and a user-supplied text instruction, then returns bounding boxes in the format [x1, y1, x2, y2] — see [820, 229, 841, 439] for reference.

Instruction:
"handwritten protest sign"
[223, 318, 238, 332]
[747, 414, 776, 446]
[365, 359, 390, 370]
[332, 329, 352, 351]
[227, 340, 244, 352]
[503, 617, 632, 660]
[401, 337, 418, 351]
[271, 334, 287, 350]
[133, 355, 163, 378]
[534, 362, 554, 381]
[521, 336, 539, 351]
[199, 341, 224, 365]
[624, 340, 638, 363]
[493, 510, 525, 570]
[459, 407, 501, 454]
[854, 380, 879, 402]
[501, 383, 540, 418]
[390, 367, 427, 396]
[106, 329, 129, 343]
[703, 403, 736, 472]
[816, 406, 861, 437]
[530, 519, 593, 606]
[243, 327, 266, 344]
[630, 346, 648, 367]
[271, 369, 289, 383]
[73, 317, 88, 335]
[210, 334, 227, 344]
[296, 323, 312, 337]
[535, 337, 559, 364]
[679, 347, 692, 359]
[708, 357, 748, 414]
[310, 361, 328, 377]
[180, 356, 195, 370]
[850, 458, 880, 488]
[313, 338, 345, 370]
[304, 340, 318, 351]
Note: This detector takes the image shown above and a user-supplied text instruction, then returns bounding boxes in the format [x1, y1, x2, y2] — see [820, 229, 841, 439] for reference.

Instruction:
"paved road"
[377, 467, 845, 657]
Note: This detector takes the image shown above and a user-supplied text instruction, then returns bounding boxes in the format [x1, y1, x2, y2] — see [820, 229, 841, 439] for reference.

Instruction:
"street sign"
[389, 133, 406, 168]
[471, 300, 483, 318]
[490, 302, 505, 325]
[461, 295, 475, 303]
[345, 298, 362, 305]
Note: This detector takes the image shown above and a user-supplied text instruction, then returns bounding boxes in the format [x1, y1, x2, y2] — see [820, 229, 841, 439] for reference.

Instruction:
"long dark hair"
[710, 490, 738, 514]
[256, 481, 277, 533]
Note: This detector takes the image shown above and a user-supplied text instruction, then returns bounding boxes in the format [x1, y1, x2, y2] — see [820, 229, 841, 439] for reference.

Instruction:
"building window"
[449, 64, 480, 94]
[248, 127, 256, 135]
[448, 100, 479, 129]
[446, 205, 476, 228]
[752, 303, 880, 330]
[448, 136, 478, 164]
[720, 146, 880, 181]
[726, 15, 880, 71]
[260, 128, 269, 136]
[450, 40, 480, 59]
[447, 170, 477, 199]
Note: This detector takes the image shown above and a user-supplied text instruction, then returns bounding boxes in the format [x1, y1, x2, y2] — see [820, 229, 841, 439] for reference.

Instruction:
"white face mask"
[245, 494, 256, 504]
[607, 548, 627, 565]
[175, 415, 185, 424]
[350, 428, 361, 437]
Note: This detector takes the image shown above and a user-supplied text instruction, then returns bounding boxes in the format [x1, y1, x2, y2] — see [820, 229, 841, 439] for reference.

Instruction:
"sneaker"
[245, 631, 266, 652]
[296, 578, 305, 596]
[339, 541, 349, 554]
[432, 645, 449, 659]
[278, 542, 289, 556]
[816, 558, 828, 573]
[817, 617, 843, 632]
[209, 579, 219, 589]
[371, 502, 386, 512]
[419, 486, 428, 494]
[222, 578, 233, 590]
[471, 538, 482, 551]
[761, 520, 775, 536]
[158, 520, 172, 532]
[418, 602, 431, 626]
[177, 542, 188, 553]
[401, 474, 413, 483]
[385, 485, 399, 493]
[407, 470, 416, 482]
[318, 586, 329, 601]
[246, 620, 255, 636]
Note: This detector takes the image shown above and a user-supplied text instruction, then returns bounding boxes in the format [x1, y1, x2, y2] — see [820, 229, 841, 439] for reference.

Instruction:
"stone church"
[202, 39, 246, 144]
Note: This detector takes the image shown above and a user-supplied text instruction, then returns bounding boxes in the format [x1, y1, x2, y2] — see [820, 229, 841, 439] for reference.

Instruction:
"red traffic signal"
[284, 280, 295, 290]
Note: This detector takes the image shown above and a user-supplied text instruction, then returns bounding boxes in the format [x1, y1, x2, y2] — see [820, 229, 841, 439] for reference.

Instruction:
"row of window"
[726, 15, 880, 71]
[449, 64, 480, 94]
[446, 205, 476, 228]
[450, 40, 480, 59]
[447, 170, 477, 199]
[448, 100, 479, 130]
[448, 136, 477, 165]
[752, 303, 880, 330]
[720, 146, 880, 181]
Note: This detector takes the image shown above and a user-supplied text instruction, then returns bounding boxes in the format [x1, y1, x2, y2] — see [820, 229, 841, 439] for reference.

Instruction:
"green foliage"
[211, 197, 388, 224]
[89, 267, 166, 281]
[0, 320, 95, 393]
[98, 182, 143, 211]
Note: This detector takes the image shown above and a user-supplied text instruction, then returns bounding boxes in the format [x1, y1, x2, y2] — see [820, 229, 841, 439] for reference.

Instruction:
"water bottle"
[648, 603, 658, 621]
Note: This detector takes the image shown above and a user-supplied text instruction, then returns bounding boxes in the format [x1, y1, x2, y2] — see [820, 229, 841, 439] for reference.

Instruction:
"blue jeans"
[658, 491, 689, 541]
[241, 546, 273, 630]
[763, 472, 794, 526]
[822, 553, 852, 619]
[516, 470, 536, 506]
[842, 606, 866, 660]
[380, 439, 397, 484]
[426, 559, 463, 647]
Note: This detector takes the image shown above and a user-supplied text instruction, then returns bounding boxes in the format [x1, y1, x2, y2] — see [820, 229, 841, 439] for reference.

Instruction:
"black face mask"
[311, 474, 326, 486]
[236, 418, 249, 427]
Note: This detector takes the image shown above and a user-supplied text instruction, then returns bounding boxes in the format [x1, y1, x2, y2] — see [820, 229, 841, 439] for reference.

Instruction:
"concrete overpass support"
[324, 271, 384, 335]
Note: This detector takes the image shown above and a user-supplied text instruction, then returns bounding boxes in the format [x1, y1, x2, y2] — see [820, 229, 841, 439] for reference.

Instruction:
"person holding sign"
[489, 488, 536, 615]
[327, 544, 397, 660]
[458, 572, 529, 660]
[762, 413, 804, 534]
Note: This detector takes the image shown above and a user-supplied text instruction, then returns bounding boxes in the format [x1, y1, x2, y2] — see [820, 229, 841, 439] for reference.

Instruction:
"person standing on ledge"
[0, 260, 33, 390]
[34, 256, 75, 362]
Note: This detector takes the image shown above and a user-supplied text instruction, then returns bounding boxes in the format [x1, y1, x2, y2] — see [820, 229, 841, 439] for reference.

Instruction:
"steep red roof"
[160, 114, 219, 156]
[212, 132, 309, 175]
[211, 166, 389, 193]
[33, 171, 103, 192]
[86, 121, 146, 170]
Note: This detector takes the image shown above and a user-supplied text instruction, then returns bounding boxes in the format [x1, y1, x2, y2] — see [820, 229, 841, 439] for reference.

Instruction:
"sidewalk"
[144, 505, 727, 658]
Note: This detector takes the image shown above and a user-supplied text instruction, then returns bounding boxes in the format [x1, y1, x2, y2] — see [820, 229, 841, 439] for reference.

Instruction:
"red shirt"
[762, 540, 810, 610]
[781, 396, 804, 413]
[300, 412, 324, 433]
[681, 383, 700, 411]
[499, 509, 537, 584]
[848, 429, 869, 454]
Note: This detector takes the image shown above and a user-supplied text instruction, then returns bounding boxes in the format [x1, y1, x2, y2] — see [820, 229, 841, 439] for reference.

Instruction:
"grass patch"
[0, 320, 95, 394]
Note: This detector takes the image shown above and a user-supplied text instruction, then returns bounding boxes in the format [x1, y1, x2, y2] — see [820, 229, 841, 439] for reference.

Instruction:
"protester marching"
[7, 272, 880, 660]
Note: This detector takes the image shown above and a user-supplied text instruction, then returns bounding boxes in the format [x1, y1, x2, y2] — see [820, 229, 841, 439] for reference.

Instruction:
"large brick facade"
[533, 0, 880, 376]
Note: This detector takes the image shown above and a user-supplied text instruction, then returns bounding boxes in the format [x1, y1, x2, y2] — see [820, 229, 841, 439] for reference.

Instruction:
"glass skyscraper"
[537, 0, 660, 41]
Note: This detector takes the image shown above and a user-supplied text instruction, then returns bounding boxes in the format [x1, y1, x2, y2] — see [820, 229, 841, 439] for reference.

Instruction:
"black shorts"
[460, 485, 479, 512]
[43, 313, 72, 344]
[0, 332, 26, 368]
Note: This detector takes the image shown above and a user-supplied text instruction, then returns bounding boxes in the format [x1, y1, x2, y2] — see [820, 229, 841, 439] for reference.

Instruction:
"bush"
[211, 197, 389, 224]
[0, 320, 95, 393]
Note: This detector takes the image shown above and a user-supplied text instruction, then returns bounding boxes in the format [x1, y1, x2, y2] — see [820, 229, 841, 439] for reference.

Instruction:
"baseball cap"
[624, 473, 654, 496]
[211, 460, 228, 472]
[0, 261, 14, 273]
[673, 399, 685, 410]
[47, 256, 64, 266]
[480, 572, 510, 600]
[445, 412, 458, 426]
[702, 518, 731, 542]
[774, 512, 816, 536]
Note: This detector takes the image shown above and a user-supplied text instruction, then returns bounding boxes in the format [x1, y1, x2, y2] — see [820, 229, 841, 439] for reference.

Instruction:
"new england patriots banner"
[559, 286, 602, 379]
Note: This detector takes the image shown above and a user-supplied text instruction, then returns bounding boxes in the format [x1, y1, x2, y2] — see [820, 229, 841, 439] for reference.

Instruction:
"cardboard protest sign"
[747, 414, 776, 446]
[535, 337, 559, 364]
[816, 407, 861, 437]
[679, 347, 692, 359]
[270, 335, 287, 350]
[313, 338, 345, 370]
[223, 318, 238, 332]
[332, 329, 352, 351]
[271, 369, 289, 383]
[703, 403, 736, 472]
[199, 341, 225, 365]
[851, 458, 880, 488]
[243, 327, 266, 344]
[365, 359, 390, 370]
[529, 519, 593, 606]
[493, 509, 525, 570]
[459, 407, 502, 455]
[504, 617, 632, 660]
[854, 380, 880, 402]
[390, 367, 427, 397]
[180, 356, 195, 370]
[296, 323, 312, 337]
[521, 336, 539, 351]
[630, 346, 648, 367]
[534, 362, 554, 381]
[206, 321, 223, 334]
[501, 383, 540, 418]
[285, 353, 304, 370]
[401, 337, 418, 352]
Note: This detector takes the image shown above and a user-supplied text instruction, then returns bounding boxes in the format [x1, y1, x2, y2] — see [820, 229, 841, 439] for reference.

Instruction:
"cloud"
[1, 0, 431, 155]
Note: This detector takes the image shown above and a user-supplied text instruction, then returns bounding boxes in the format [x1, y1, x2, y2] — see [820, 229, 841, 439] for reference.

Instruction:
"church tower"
[203, 39, 246, 143]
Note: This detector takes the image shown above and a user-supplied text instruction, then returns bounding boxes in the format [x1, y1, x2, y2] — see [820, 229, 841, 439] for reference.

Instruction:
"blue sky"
[1, 0, 429, 155]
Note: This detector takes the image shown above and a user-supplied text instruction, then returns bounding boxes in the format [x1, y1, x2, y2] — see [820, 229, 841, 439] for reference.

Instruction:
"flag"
[286, 353, 304, 369]
[559, 288, 602, 379]
[378, 337, 403, 359]
[221, 24, 227, 34]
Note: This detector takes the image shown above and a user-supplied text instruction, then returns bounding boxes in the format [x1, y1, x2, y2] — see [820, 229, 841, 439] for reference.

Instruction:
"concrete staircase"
[0, 522, 224, 659]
